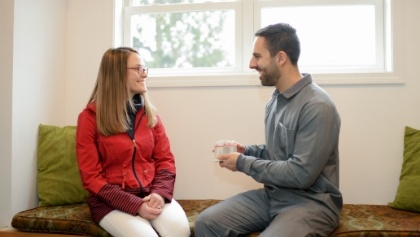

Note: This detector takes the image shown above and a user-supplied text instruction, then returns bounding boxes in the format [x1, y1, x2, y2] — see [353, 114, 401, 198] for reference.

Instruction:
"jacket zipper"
[122, 172, 126, 189]
[122, 110, 146, 191]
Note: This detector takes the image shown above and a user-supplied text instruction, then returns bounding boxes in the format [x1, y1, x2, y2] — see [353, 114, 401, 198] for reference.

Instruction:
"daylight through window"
[122, 0, 401, 87]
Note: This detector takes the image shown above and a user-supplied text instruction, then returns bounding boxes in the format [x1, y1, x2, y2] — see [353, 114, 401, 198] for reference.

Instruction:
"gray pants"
[195, 189, 338, 237]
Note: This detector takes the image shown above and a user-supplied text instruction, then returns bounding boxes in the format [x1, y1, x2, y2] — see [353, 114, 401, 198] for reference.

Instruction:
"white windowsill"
[146, 72, 405, 88]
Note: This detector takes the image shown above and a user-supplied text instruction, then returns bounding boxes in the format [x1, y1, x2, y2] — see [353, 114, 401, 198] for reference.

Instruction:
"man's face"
[249, 37, 280, 87]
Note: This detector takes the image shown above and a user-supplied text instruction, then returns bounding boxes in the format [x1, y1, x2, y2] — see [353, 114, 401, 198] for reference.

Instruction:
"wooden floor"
[0, 227, 77, 237]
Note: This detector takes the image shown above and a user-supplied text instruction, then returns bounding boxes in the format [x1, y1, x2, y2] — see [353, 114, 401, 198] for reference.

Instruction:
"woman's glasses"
[127, 65, 148, 76]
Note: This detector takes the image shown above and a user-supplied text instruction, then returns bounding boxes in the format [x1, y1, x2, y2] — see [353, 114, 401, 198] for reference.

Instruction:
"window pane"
[132, 0, 231, 6]
[131, 10, 235, 69]
[261, 5, 377, 70]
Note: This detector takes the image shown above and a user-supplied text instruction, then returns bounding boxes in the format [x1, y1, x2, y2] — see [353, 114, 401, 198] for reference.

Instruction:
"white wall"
[1, 0, 420, 228]
[0, 0, 67, 227]
[66, 0, 420, 204]
[0, 0, 14, 227]
[65, 0, 115, 123]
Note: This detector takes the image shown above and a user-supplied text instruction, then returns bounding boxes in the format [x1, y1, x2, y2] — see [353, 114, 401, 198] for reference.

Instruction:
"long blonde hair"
[88, 47, 157, 136]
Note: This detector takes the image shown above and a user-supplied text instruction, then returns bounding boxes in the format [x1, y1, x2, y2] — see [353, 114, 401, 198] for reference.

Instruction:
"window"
[125, 1, 239, 72]
[121, 0, 404, 87]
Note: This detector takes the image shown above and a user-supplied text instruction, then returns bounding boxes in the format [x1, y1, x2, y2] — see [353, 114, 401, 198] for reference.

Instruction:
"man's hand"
[218, 152, 241, 171]
[235, 142, 246, 154]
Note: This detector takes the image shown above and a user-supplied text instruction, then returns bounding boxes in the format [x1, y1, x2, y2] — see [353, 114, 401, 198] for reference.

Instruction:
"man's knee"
[195, 208, 226, 237]
[195, 208, 213, 229]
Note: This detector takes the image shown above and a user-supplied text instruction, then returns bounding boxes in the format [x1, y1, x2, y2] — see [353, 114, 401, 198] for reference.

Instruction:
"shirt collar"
[273, 73, 312, 99]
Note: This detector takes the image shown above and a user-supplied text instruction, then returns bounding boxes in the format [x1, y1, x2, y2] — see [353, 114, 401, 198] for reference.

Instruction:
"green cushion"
[37, 124, 88, 206]
[388, 126, 420, 212]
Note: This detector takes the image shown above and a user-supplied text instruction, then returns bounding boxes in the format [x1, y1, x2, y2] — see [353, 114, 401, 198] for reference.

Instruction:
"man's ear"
[276, 51, 287, 65]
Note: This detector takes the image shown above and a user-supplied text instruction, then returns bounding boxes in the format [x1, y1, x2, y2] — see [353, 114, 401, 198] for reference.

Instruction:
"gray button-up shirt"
[237, 73, 342, 217]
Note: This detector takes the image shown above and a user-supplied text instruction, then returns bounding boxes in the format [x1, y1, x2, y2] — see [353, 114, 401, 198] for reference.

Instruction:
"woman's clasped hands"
[138, 193, 165, 220]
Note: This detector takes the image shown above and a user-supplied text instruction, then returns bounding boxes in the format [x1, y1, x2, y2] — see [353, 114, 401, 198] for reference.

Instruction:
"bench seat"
[11, 200, 420, 236]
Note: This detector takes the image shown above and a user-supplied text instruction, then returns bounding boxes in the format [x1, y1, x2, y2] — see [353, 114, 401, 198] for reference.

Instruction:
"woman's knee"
[99, 210, 158, 237]
[152, 200, 191, 237]
[153, 217, 190, 237]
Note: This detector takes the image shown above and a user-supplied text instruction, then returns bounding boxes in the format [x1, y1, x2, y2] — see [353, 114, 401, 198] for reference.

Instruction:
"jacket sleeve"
[76, 108, 144, 214]
[96, 184, 143, 216]
[150, 116, 176, 202]
[76, 108, 108, 194]
[151, 170, 175, 203]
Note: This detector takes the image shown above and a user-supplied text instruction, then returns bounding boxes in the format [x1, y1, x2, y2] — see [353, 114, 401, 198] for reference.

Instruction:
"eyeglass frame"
[127, 65, 148, 75]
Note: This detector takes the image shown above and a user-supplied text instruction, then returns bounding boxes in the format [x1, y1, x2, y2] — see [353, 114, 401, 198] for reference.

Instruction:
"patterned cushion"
[178, 199, 220, 236]
[11, 203, 110, 237]
[11, 201, 420, 236]
[331, 204, 420, 236]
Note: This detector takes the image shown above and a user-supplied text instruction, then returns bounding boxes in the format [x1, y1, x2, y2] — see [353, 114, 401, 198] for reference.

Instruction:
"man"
[195, 23, 342, 237]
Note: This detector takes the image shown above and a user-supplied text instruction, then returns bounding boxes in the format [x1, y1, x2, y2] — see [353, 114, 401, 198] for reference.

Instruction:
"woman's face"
[126, 52, 148, 97]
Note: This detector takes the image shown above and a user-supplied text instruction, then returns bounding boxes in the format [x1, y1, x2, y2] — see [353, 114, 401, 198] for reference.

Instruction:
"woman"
[76, 47, 190, 237]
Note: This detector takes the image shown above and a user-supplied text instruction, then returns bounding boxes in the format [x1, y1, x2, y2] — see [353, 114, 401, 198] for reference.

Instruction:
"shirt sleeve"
[244, 144, 267, 159]
[237, 101, 340, 190]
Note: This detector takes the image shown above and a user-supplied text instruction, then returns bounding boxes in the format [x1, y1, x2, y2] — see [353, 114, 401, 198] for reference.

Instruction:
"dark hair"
[255, 23, 300, 65]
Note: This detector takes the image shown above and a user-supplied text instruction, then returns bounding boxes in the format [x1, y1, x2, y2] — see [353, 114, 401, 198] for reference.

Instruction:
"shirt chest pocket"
[272, 122, 296, 160]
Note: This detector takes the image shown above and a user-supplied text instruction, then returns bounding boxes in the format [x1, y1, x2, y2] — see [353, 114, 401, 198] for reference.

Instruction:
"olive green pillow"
[388, 126, 420, 212]
[37, 124, 88, 206]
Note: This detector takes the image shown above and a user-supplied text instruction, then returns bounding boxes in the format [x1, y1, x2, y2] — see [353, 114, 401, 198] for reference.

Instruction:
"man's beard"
[260, 61, 280, 86]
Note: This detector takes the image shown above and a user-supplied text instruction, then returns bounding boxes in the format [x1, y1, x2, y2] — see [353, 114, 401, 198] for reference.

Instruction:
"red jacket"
[76, 102, 176, 222]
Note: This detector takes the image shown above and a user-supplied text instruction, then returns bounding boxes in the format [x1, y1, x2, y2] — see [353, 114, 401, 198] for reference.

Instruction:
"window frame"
[255, 0, 386, 73]
[124, 1, 244, 74]
[118, 0, 405, 87]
